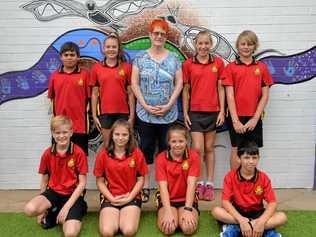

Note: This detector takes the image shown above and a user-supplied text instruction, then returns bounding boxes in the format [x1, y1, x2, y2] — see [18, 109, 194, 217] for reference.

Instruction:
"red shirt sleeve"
[155, 152, 167, 182]
[76, 146, 88, 175]
[135, 148, 148, 176]
[222, 171, 234, 201]
[93, 149, 106, 177]
[89, 63, 99, 87]
[125, 63, 132, 85]
[262, 173, 276, 203]
[182, 59, 191, 84]
[217, 57, 225, 80]
[261, 63, 274, 87]
[221, 63, 234, 86]
[38, 149, 50, 174]
[188, 149, 200, 177]
[47, 73, 55, 99]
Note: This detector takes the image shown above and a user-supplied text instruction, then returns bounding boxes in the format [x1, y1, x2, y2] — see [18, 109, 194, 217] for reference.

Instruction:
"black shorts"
[189, 111, 219, 132]
[227, 116, 263, 147]
[155, 191, 200, 214]
[100, 193, 142, 210]
[41, 189, 87, 221]
[234, 205, 265, 219]
[51, 133, 88, 155]
[99, 113, 129, 129]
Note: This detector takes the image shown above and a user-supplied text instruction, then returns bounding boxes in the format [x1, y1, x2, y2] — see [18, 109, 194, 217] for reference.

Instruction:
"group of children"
[23, 18, 287, 237]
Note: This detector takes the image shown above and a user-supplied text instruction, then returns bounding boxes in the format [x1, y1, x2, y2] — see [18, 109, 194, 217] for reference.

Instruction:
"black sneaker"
[41, 206, 59, 229]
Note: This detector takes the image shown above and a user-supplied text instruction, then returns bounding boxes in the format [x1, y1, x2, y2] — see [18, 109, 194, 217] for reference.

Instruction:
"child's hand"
[56, 206, 70, 224]
[216, 111, 225, 127]
[183, 113, 191, 130]
[233, 120, 246, 134]
[111, 193, 131, 206]
[180, 210, 197, 234]
[239, 217, 252, 237]
[161, 209, 177, 235]
[244, 117, 259, 131]
[251, 219, 265, 237]
[93, 116, 102, 132]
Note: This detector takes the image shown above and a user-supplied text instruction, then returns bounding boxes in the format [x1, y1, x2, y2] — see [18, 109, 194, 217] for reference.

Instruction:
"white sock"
[197, 181, 204, 185]
[205, 181, 214, 187]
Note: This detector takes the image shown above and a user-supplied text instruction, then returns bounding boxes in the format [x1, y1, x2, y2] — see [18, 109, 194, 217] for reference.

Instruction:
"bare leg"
[204, 131, 216, 182]
[24, 195, 52, 224]
[63, 220, 82, 237]
[211, 206, 238, 224]
[119, 205, 141, 236]
[191, 132, 205, 181]
[230, 147, 239, 169]
[264, 211, 287, 229]
[101, 128, 111, 148]
[99, 207, 120, 237]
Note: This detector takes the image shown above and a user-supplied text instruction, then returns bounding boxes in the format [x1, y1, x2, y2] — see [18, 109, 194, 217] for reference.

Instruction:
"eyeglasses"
[151, 31, 167, 38]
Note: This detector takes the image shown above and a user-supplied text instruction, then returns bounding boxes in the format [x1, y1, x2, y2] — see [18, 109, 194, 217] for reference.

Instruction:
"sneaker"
[41, 206, 59, 229]
[203, 184, 215, 201]
[220, 224, 240, 237]
[264, 229, 282, 237]
[196, 183, 205, 200]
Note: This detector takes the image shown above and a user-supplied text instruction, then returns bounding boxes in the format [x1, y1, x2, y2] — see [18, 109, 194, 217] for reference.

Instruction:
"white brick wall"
[0, 0, 315, 189]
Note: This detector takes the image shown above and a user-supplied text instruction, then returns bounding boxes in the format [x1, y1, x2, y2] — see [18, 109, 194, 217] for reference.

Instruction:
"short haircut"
[107, 119, 137, 157]
[50, 115, 73, 132]
[236, 30, 259, 51]
[237, 140, 259, 157]
[60, 41, 80, 57]
[166, 123, 189, 143]
[149, 18, 169, 33]
[194, 31, 213, 45]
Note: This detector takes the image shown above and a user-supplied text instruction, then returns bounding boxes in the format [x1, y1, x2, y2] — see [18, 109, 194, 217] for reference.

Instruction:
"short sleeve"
[217, 57, 225, 80]
[93, 149, 106, 177]
[125, 63, 132, 85]
[38, 149, 50, 174]
[173, 53, 181, 71]
[222, 172, 234, 201]
[136, 148, 148, 176]
[188, 150, 200, 177]
[132, 54, 141, 69]
[89, 63, 99, 87]
[263, 174, 276, 203]
[155, 152, 167, 182]
[47, 73, 55, 99]
[221, 63, 234, 86]
[76, 147, 88, 175]
[182, 59, 191, 84]
[261, 63, 274, 87]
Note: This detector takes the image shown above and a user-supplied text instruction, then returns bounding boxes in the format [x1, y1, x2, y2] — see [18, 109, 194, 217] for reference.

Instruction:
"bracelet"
[184, 206, 193, 212]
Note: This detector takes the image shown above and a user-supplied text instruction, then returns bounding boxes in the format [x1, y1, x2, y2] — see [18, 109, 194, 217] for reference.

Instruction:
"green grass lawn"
[1, 211, 316, 236]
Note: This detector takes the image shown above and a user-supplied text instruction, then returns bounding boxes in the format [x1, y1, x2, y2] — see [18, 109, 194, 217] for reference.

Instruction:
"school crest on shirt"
[67, 158, 75, 168]
[119, 68, 125, 77]
[78, 78, 84, 86]
[182, 160, 189, 170]
[254, 68, 261, 76]
[255, 185, 263, 195]
[129, 158, 136, 168]
[211, 66, 218, 73]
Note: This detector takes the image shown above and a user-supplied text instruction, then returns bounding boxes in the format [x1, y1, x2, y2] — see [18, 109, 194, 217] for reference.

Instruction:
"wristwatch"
[184, 206, 193, 212]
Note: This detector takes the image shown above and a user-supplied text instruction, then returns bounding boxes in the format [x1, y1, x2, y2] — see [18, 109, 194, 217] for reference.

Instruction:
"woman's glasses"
[151, 31, 167, 38]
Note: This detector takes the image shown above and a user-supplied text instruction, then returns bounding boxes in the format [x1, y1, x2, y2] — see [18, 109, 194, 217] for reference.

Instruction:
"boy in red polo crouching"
[24, 116, 88, 237]
[212, 141, 286, 237]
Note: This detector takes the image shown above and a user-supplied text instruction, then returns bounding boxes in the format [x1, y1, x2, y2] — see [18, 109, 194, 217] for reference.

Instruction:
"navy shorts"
[227, 116, 263, 147]
[189, 111, 218, 132]
[99, 113, 129, 129]
[41, 188, 87, 221]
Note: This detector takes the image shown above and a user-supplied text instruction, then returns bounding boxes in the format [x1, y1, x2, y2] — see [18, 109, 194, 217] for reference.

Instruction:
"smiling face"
[52, 124, 73, 148]
[112, 124, 130, 149]
[237, 37, 256, 59]
[104, 37, 119, 61]
[150, 26, 167, 48]
[168, 130, 187, 158]
[60, 50, 79, 70]
[195, 33, 212, 58]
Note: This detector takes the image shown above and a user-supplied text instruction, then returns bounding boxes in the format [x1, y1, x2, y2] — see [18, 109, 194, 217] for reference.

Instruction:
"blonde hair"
[50, 115, 73, 132]
[236, 30, 259, 52]
[194, 31, 213, 46]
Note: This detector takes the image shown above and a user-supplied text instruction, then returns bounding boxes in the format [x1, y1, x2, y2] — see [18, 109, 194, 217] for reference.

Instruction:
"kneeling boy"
[212, 141, 287, 237]
[24, 115, 88, 237]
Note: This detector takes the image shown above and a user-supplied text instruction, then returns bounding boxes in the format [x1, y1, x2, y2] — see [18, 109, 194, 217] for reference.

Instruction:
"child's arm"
[96, 176, 116, 203]
[216, 80, 225, 126]
[127, 85, 135, 125]
[222, 200, 253, 237]
[225, 86, 246, 134]
[56, 174, 87, 224]
[182, 83, 191, 129]
[91, 87, 102, 131]
[251, 202, 277, 236]
[245, 86, 270, 131]
[181, 176, 198, 230]
[39, 174, 49, 193]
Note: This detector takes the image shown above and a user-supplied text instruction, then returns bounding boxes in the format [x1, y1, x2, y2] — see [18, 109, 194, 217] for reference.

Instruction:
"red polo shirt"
[155, 149, 200, 202]
[221, 59, 273, 116]
[183, 55, 224, 112]
[38, 143, 88, 196]
[48, 66, 90, 134]
[222, 168, 276, 212]
[90, 61, 132, 114]
[93, 147, 148, 196]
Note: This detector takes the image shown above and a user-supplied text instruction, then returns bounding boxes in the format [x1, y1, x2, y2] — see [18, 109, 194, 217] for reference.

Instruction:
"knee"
[211, 206, 222, 219]
[278, 211, 288, 225]
[182, 226, 196, 236]
[99, 227, 117, 237]
[63, 226, 80, 237]
[24, 202, 37, 217]
[120, 225, 138, 237]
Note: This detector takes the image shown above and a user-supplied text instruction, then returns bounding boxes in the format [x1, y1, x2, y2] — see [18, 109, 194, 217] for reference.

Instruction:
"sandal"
[141, 188, 150, 203]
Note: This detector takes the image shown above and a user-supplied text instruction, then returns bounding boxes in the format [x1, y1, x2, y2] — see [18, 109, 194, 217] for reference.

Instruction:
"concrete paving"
[0, 189, 315, 213]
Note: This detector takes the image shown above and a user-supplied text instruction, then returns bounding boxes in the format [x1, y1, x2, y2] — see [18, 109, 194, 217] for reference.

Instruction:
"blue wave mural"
[0, 29, 315, 105]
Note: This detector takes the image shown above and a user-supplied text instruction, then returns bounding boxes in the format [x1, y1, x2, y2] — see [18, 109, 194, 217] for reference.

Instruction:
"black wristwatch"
[184, 206, 193, 212]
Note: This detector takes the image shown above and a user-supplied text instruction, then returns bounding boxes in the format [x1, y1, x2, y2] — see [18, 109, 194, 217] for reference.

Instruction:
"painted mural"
[0, 0, 315, 153]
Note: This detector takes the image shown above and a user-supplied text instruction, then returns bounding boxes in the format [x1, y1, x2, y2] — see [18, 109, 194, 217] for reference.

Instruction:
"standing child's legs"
[178, 207, 199, 235]
[230, 146, 239, 169]
[101, 128, 111, 148]
[157, 206, 178, 235]
[99, 207, 120, 237]
[119, 205, 141, 236]
[204, 131, 216, 201]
